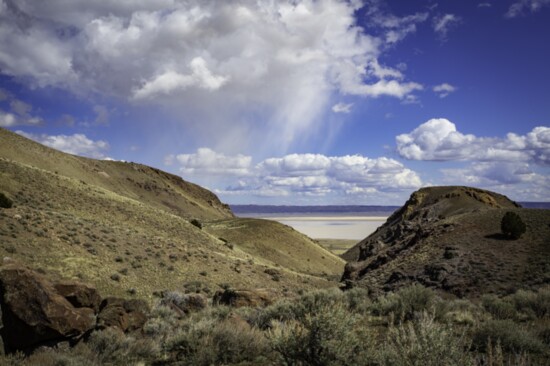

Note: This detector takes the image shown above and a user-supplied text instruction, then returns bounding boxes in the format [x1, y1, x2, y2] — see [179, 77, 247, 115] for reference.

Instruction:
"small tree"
[501, 212, 526, 240]
[0, 192, 13, 209]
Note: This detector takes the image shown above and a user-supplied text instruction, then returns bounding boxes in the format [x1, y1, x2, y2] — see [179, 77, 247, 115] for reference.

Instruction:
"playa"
[260, 215, 388, 241]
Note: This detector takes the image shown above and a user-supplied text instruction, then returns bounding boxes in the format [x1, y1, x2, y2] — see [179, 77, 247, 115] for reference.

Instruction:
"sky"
[0, 0, 549, 205]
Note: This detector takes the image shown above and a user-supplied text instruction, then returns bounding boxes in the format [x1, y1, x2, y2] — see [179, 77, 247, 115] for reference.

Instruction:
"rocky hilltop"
[342, 186, 550, 298]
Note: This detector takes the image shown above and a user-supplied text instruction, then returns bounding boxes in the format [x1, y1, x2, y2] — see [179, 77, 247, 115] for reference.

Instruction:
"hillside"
[0, 128, 344, 301]
[342, 186, 550, 298]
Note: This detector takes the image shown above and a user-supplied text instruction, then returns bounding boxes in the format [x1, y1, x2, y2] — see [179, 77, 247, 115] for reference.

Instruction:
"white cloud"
[433, 14, 461, 39]
[433, 83, 457, 98]
[506, 0, 550, 17]
[133, 58, 229, 99]
[175, 148, 252, 176]
[15, 131, 109, 159]
[441, 162, 550, 200]
[0, 111, 17, 127]
[0, 92, 43, 127]
[0, 0, 423, 152]
[332, 103, 353, 114]
[478, 3, 492, 8]
[396, 118, 550, 165]
[172, 149, 422, 199]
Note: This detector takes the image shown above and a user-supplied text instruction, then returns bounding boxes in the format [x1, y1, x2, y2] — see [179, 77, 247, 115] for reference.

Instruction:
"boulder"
[54, 280, 102, 312]
[0, 263, 96, 352]
[97, 297, 149, 332]
[213, 288, 277, 308]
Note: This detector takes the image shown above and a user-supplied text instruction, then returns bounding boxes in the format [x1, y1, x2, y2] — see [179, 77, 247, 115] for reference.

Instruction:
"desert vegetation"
[501, 211, 527, 239]
[1, 284, 549, 365]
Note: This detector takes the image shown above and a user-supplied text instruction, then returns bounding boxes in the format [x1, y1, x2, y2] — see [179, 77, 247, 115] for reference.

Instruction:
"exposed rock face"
[0, 263, 96, 352]
[341, 186, 529, 297]
[213, 288, 278, 308]
[97, 298, 149, 332]
[0, 261, 149, 353]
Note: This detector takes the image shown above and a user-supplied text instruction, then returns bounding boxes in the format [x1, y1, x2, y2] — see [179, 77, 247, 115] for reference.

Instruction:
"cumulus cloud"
[172, 149, 422, 199]
[433, 83, 457, 98]
[332, 103, 353, 114]
[396, 118, 550, 165]
[441, 162, 550, 200]
[433, 14, 461, 39]
[174, 148, 252, 176]
[15, 131, 109, 159]
[506, 0, 550, 17]
[0, 0, 423, 152]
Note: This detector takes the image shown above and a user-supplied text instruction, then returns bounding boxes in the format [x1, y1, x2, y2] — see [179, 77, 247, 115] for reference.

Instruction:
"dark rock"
[97, 297, 149, 332]
[0, 263, 96, 352]
[213, 288, 278, 308]
[54, 280, 102, 312]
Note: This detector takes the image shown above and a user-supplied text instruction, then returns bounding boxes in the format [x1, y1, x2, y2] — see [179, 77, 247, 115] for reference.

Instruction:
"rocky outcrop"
[0, 262, 96, 352]
[341, 186, 527, 297]
[160, 292, 208, 317]
[213, 288, 278, 308]
[97, 297, 149, 332]
[0, 261, 148, 353]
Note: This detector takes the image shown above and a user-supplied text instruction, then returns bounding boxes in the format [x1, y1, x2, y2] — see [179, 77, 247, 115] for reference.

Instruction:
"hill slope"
[0, 128, 344, 300]
[342, 186, 550, 298]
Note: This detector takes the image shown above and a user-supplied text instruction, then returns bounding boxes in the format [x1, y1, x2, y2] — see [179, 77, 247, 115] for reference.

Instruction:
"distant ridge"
[231, 205, 400, 215]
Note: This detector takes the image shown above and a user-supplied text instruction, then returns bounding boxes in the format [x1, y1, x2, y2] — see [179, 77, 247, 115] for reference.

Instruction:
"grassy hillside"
[204, 218, 344, 279]
[0, 128, 343, 301]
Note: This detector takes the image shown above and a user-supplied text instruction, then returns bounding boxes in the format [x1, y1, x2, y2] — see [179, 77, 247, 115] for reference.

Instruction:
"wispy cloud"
[433, 83, 457, 98]
[506, 0, 550, 17]
[433, 14, 462, 40]
[0, 89, 43, 127]
[332, 103, 353, 114]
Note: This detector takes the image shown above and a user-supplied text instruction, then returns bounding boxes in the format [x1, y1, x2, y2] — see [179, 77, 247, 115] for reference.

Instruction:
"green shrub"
[0, 192, 13, 208]
[482, 295, 517, 320]
[501, 211, 526, 239]
[269, 301, 377, 366]
[378, 312, 473, 366]
[87, 328, 160, 364]
[507, 287, 550, 319]
[473, 319, 546, 354]
[189, 219, 202, 229]
[371, 284, 437, 322]
[166, 317, 271, 365]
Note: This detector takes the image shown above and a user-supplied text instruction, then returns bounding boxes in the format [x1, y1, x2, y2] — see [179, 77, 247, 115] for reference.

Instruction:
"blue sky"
[1, 0, 549, 205]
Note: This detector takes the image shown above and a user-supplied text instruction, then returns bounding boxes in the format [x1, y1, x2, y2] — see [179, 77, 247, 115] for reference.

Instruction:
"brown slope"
[0, 128, 341, 301]
[0, 127, 232, 220]
[342, 186, 550, 298]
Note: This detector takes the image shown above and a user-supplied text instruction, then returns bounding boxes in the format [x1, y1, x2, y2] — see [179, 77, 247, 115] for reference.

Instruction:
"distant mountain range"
[231, 202, 550, 214]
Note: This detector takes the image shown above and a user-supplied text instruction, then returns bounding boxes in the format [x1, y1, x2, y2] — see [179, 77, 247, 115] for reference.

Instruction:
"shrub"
[507, 286, 550, 319]
[371, 284, 437, 322]
[482, 295, 517, 320]
[189, 219, 202, 229]
[378, 312, 473, 366]
[0, 192, 13, 208]
[269, 301, 377, 366]
[166, 317, 271, 365]
[473, 319, 546, 354]
[501, 212, 526, 239]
